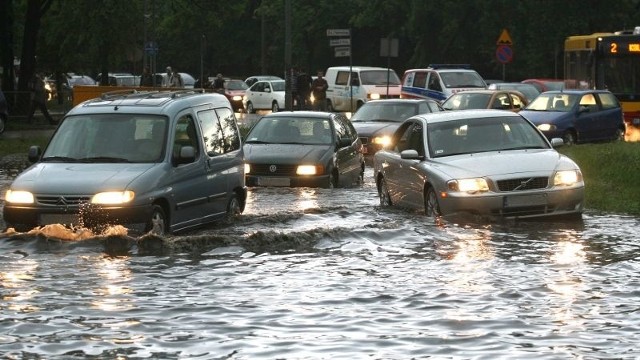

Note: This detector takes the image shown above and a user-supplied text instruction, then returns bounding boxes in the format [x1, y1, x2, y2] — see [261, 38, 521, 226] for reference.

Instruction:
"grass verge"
[558, 141, 640, 216]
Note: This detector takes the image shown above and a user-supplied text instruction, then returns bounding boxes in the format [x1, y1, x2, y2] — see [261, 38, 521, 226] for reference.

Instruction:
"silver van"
[324, 66, 401, 112]
[3, 90, 246, 235]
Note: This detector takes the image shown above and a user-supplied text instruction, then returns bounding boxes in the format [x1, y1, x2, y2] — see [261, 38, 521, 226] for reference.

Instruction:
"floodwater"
[2, 165, 640, 359]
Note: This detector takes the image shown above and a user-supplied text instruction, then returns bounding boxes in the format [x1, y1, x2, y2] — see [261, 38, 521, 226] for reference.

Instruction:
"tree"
[18, 0, 53, 92]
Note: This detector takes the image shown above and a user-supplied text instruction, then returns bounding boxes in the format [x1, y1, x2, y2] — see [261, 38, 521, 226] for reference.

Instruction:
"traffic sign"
[496, 29, 513, 45]
[327, 29, 350, 37]
[334, 46, 351, 57]
[496, 45, 513, 64]
[330, 38, 351, 46]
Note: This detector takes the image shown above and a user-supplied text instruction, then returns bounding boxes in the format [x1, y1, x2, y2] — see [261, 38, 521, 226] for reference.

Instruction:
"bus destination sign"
[603, 38, 640, 55]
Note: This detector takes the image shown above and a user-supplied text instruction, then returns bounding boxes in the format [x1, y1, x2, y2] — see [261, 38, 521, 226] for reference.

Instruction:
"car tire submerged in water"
[246, 102, 255, 114]
[272, 101, 279, 113]
[424, 186, 441, 217]
[146, 205, 167, 236]
[562, 131, 576, 145]
[225, 194, 241, 221]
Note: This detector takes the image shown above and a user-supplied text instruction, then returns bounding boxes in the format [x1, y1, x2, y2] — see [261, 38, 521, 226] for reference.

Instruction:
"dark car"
[519, 90, 626, 144]
[244, 111, 365, 188]
[350, 99, 443, 159]
[222, 79, 249, 112]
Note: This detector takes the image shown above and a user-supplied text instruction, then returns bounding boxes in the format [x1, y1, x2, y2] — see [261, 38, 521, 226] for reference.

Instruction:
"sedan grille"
[37, 195, 91, 206]
[497, 177, 548, 192]
[249, 164, 297, 176]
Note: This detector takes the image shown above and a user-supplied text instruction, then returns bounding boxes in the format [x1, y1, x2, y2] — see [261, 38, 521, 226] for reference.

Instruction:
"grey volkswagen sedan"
[373, 110, 585, 220]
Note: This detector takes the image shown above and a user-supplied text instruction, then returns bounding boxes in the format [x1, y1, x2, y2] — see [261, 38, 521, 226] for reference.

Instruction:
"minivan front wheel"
[226, 194, 241, 221]
[246, 101, 255, 114]
[272, 101, 279, 113]
[146, 205, 167, 236]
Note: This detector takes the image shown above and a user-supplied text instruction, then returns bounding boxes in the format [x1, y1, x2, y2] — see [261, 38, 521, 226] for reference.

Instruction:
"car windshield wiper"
[78, 156, 132, 163]
[41, 156, 79, 162]
[244, 140, 271, 144]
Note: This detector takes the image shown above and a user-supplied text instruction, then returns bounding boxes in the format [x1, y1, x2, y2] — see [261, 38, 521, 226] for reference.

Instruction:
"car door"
[251, 81, 266, 109]
[383, 120, 424, 208]
[575, 92, 601, 142]
[197, 107, 243, 217]
[167, 113, 213, 230]
[332, 115, 361, 185]
[595, 92, 623, 140]
[393, 121, 427, 210]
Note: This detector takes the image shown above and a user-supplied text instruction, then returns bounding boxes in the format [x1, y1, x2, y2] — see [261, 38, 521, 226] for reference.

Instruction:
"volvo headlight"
[447, 178, 489, 193]
[372, 135, 392, 147]
[537, 124, 557, 132]
[554, 170, 582, 186]
[5, 190, 34, 204]
[91, 191, 135, 204]
[296, 165, 322, 175]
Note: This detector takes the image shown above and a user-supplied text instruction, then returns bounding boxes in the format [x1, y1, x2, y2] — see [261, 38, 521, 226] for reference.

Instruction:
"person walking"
[27, 73, 55, 124]
[212, 73, 225, 93]
[169, 69, 184, 88]
[296, 69, 312, 110]
[311, 71, 329, 111]
[140, 66, 153, 87]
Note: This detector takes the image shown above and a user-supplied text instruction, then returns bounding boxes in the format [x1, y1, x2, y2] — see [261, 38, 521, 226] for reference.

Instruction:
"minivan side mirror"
[338, 136, 352, 148]
[172, 145, 196, 166]
[28, 145, 41, 163]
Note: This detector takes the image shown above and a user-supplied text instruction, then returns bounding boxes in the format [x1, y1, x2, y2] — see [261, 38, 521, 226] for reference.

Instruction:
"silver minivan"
[3, 90, 246, 235]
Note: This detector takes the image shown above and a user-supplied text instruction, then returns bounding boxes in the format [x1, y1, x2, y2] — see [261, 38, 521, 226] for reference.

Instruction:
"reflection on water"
[1, 169, 640, 358]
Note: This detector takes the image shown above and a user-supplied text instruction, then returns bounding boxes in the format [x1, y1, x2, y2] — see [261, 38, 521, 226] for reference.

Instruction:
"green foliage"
[558, 142, 640, 216]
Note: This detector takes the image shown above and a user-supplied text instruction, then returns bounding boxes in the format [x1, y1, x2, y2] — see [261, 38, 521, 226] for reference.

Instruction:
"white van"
[324, 66, 401, 112]
[401, 65, 487, 102]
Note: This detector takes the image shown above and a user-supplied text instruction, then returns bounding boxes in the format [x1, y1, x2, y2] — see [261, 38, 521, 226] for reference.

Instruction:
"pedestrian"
[296, 68, 312, 110]
[164, 66, 173, 87]
[0, 78, 8, 134]
[311, 71, 329, 111]
[291, 67, 299, 109]
[140, 66, 153, 87]
[212, 73, 225, 93]
[169, 69, 184, 88]
[27, 73, 56, 124]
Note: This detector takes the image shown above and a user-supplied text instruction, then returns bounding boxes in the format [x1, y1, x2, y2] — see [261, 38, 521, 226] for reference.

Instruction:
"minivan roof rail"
[428, 64, 472, 69]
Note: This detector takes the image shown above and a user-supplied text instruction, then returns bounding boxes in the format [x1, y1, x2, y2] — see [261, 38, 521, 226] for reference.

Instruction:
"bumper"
[438, 187, 585, 219]
[246, 174, 330, 188]
[3, 203, 153, 231]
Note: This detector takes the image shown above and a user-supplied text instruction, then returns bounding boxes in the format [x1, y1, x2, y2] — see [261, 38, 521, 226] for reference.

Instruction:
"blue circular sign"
[496, 45, 513, 64]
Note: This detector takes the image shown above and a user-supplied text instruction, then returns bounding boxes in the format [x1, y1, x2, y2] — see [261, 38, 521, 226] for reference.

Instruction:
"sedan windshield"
[245, 116, 333, 145]
[427, 116, 549, 157]
[442, 93, 492, 110]
[44, 114, 168, 163]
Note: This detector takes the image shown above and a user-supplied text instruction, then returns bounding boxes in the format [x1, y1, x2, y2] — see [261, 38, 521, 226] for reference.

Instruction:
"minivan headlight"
[537, 124, 557, 132]
[5, 190, 34, 204]
[91, 191, 135, 204]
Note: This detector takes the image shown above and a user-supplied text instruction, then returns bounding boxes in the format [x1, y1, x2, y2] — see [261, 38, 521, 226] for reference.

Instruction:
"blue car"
[519, 90, 625, 145]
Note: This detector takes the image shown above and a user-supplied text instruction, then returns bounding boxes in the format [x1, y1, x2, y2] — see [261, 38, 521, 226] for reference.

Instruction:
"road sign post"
[496, 29, 513, 81]
[327, 28, 354, 112]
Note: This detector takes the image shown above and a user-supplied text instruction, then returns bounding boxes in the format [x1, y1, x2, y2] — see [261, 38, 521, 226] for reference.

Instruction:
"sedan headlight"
[372, 135, 392, 147]
[91, 191, 135, 205]
[232, 95, 243, 101]
[5, 190, 35, 204]
[537, 124, 557, 132]
[296, 165, 323, 176]
[447, 178, 489, 193]
[554, 170, 582, 186]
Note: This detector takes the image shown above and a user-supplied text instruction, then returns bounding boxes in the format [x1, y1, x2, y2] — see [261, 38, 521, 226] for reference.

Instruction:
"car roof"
[327, 66, 393, 71]
[413, 109, 521, 124]
[539, 89, 612, 95]
[364, 99, 437, 105]
[448, 89, 521, 95]
[68, 90, 229, 116]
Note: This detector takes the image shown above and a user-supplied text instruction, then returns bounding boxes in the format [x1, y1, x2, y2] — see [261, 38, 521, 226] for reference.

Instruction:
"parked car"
[487, 82, 540, 102]
[350, 98, 444, 158]
[244, 111, 365, 188]
[3, 91, 246, 235]
[401, 64, 487, 102]
[97, 72, 136, 86]
[441, 89, 528, 112]
[243, 79, 286, 113]
[518, 90, 626, 144]
[373, 110, 585, 220]
[245, 75, 283, 87]
[222, 79, 249, 112]
[521, 78, 565, 92]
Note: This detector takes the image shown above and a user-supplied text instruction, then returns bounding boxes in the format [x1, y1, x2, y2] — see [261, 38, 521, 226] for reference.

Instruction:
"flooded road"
[2, 162, 640, 358]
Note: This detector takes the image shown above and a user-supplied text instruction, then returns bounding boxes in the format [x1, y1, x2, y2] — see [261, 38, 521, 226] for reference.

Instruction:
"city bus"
[564, 27, 640, 141]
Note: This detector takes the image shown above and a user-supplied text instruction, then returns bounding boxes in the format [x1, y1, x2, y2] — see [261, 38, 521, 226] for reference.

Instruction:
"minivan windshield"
[43, 114, 168, 163]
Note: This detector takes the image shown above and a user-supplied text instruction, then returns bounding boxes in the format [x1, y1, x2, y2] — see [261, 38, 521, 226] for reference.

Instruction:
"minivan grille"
[37, 195, 91, 206]
[249, 164, 297, 176]
[497, 177, 548, 191]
